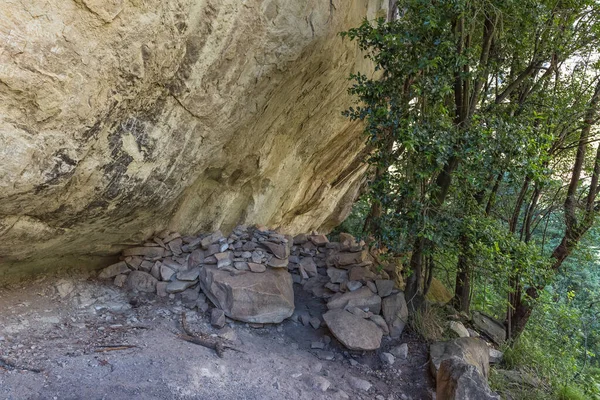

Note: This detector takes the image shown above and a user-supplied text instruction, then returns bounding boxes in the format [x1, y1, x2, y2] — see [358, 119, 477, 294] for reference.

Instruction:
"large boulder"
[323, 309, 382, 350]
[198, 265, 294, 324]
[0, 0, 392, 278]
[430, 337, 491, 379]
[436, 357, 500, 400]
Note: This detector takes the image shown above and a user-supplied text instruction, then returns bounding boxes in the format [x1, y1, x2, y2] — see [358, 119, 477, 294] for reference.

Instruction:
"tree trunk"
[509, 81, 600, 339]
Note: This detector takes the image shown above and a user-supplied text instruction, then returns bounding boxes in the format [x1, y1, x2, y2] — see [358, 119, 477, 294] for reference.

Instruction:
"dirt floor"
[0, 268, 434, 400]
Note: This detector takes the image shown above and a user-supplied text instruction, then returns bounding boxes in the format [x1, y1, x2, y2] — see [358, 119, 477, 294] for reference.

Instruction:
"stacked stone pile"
[98, 225, 295, 323]
[288, 232, 409, 350]
[98, 227, 408, 351]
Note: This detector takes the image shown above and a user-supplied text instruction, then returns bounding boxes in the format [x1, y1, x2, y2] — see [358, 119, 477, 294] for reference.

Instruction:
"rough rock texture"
[430, 338, 491, 379]
[0, 0, 388, 276]
[322, 309, 382, 351]
[199, 265, 294, 323]
[436, 357, 500, 400]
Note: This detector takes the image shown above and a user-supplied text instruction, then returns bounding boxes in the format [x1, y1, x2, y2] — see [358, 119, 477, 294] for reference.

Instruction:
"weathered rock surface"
[430, 337, 491, 379]
[322, 309, 382, 351]
[472, 312, 506, 345]
[436, 357, 500, 400]
[199, 265, 294, 323]
[0, 0, 386, 277]
[382, 292, 409, 338]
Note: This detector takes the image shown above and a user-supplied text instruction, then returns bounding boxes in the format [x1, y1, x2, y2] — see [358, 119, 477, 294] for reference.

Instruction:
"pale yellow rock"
[0, 0, 389, 276]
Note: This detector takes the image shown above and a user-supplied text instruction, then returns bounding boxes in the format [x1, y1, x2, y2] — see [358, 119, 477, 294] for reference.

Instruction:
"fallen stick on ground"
[0, 357, 42, 373]
[178, 312, 245, 358]
[94, 345, 138, 353]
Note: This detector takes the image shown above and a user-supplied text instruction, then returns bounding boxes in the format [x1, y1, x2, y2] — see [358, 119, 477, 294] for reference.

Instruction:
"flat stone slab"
[322, 309, 382, 351]
[327, 287, 382, 315]
[199, 265, 294, 324]
[98, 261, 130, 279]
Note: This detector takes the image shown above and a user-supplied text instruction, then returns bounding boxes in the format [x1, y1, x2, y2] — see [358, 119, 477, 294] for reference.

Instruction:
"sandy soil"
[0, 269, 434, 400]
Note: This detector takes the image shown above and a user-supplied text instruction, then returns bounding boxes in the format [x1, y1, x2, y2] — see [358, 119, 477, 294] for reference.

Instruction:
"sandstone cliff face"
[0, 0, 386, 276]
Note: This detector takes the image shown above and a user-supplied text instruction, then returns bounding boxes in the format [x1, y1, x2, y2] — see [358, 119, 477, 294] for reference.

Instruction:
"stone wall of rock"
[0, 0, 388, 276]
[99, 226, 408, 351]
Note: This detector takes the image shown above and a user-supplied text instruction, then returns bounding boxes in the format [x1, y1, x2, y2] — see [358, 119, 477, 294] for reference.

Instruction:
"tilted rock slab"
[323, 309, 382, 351]
[436, 357, 500, 400]
[199, 265, 294, 324]
[0, 0, 391, 277]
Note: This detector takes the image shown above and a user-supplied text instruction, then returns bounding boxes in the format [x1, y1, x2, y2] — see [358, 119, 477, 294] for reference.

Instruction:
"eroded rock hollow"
[0, 0, 387, 276]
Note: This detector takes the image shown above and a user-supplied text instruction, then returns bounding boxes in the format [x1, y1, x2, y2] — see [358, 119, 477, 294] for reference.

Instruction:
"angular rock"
[347, 376, 372, 392]
[375, 279, 394, 297]
[260, 241, 290, 259]
[489, 348, 503, 364]
[113, 274, 128, 287]
[346, 280, 362, 291]
[177, 268, 201, 281]
[156, 281, 168, 297]
[189, 249, 205, 267]
[166, 279, 196, 294]
[449, 321, 470, 338]
[293, 234, 308, 245]
[327, 287, 382, 315]
[430, 337, 491, 379]
[309, 234, 329, 247]
[322, 309, 382, 351]
[160, 265, 176, 281]
[306, 375, 330, 392]
[348, 266, 376, 282]
[168, 238, 183, 255]
[436, 357, 500, 400]
[248, 262, 266, 273]
[309, 317, 321, 329]
[234, 261, 249, 271]
[139, 260, 154, 272]
[327, 267, 348, 284]
[122, 246, 165, 259]
[199, 265, 294, 323]
[126, 271, 158, 293]
[267, 256, 288, 268]
[327, 250, 367, 268]
[472, 312, 506, 345]
[380, 352, 395, 365]
[98, 261, 131, 279]
[211, 308, 226, 328]
[390, 343, 408, 359]
[300, 257, 317, 277]
[124, 256, 143, 270]
[382, 292, 409, 338]
[370, 314, 390, 335]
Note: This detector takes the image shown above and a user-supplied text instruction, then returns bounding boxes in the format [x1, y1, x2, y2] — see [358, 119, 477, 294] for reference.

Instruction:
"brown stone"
[126, 271, 158, 293]
[327, 250, 367, 268]
[248, 262, 266, 273]
[98, 261, 131, 279]
[382, 292, 409, 338]
[199, 265, 294, 323]
[436, 356, 500, 400]
[322, 309, 382, 351]
[309, 234, 329, 247]
[348, 266, 377, 282]
[430, 337, 491, 379]
[260, 241, 290, 259]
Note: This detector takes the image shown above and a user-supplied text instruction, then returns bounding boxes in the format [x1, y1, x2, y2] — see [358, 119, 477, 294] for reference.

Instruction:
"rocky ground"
[0, 269, 434, 400]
